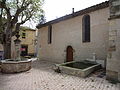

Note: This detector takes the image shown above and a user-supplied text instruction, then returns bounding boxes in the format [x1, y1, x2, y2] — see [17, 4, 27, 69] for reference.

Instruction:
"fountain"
[55, 60, 101, 77]
[0, 33, 32, 73]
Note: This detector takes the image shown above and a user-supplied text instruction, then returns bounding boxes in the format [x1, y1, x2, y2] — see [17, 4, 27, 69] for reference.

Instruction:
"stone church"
[37, 0, 120, 81]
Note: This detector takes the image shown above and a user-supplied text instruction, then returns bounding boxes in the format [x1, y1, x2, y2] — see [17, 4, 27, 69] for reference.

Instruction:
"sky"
[24, 0, 108, 29]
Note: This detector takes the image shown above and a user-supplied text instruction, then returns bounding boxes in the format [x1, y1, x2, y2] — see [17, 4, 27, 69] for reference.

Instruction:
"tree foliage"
[0, 0, 44, 44]
[0, 0, 44, 59]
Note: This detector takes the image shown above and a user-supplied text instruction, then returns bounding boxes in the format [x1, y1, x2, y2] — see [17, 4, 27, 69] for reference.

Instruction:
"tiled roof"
[36, 1, 109, 29]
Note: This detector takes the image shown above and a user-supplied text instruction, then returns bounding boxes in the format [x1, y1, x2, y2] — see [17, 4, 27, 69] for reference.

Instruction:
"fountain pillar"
[14, 33, 21, 60]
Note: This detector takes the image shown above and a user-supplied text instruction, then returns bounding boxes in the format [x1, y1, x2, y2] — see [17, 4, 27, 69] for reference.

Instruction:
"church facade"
[37, 0, 120, 81]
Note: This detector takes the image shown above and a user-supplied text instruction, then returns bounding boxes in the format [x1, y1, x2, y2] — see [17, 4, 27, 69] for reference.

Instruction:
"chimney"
[72, 8, 74, 14]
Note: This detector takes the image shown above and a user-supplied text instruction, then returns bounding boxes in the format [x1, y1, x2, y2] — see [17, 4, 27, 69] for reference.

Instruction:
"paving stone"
[0, 60, 119, 90]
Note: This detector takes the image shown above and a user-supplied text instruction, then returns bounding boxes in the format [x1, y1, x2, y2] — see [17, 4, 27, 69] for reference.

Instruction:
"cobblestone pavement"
[0, 60, 120, 90]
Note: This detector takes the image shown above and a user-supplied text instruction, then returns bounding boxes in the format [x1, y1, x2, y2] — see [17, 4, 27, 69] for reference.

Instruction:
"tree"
[39, 14, 46, 24]
[0, 0, 44, 59]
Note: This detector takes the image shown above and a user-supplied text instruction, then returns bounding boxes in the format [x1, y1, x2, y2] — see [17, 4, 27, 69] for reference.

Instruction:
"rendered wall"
[20, 30, 36, 55]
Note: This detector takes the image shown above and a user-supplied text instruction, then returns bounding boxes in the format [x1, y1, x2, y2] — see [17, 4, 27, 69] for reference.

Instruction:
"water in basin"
[63, 60, 96, 69]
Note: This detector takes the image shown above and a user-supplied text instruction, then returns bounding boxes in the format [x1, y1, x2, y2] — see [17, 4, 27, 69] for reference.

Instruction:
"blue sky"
[24, 0, 108, 29]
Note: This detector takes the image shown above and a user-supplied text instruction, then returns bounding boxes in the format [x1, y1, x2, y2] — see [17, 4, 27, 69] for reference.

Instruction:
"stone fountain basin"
[55, 60, 101, 78]
[0, 59, 32, 73]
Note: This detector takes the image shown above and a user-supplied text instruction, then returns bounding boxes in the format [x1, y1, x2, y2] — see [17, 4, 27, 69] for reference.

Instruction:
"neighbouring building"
[19, 27, 36, 57]
[37, 0, 120, 81]
[0, 27, 36, 59]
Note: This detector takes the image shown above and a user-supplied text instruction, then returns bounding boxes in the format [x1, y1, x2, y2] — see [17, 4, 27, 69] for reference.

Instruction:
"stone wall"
[38, 8, 109, 63]
[110, 0, 120, 17]
[106, 0, 120, 82]
[107, 19, 120, 81]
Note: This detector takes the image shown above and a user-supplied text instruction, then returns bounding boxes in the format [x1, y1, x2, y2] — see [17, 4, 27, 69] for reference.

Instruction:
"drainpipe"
[72, 8, 74, 14]
[72, 8, 75, 17]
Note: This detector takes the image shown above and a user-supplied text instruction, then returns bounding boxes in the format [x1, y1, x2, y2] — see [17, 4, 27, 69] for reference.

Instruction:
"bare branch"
[0, 2, 2, 8]
[21, 0, 26, 7]
[20, 14, 33, 24]
[11, 1, 31, 26]
[16, 0, 19, 9]
[0, 8, 3, 28]
[20, 12, 24, 22]
[0, 1, 5, 8]
[0, 1, 11, 21]
[0, 8, 3, 17]
[16, 7, 34, 25]
[12, 23, 21, 36]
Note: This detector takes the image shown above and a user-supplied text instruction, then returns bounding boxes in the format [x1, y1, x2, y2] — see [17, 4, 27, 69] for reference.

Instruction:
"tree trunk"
[3, 27, 12, 59]
[3, 42, 11, 59]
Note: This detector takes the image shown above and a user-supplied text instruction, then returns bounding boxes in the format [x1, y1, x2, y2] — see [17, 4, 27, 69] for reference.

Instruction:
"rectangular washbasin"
[55, 60, 101, 77]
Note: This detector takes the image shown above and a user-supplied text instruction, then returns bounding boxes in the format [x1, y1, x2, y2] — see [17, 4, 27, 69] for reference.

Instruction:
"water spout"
[92, 53, 96, 62]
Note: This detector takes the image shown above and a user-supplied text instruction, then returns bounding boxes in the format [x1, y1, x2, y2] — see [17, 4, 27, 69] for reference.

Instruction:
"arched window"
[82, 15, 90, 42]
[48, 25, 52, 44]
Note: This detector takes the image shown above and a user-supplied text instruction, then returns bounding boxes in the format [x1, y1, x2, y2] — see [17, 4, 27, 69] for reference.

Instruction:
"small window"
[48, 25, 52, 44]
[22, 32, 26, 38]
[82, 15, 90, 42]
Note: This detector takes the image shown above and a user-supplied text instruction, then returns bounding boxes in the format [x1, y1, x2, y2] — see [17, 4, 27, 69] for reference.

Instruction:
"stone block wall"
[106, 0, 120, 82]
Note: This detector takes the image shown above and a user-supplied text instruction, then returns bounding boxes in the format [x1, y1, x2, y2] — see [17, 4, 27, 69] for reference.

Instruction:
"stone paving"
[0, 60, 120, 90]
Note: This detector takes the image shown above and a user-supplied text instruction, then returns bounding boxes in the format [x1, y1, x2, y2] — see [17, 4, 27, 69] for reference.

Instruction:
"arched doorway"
[66, 46, 73, 62]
